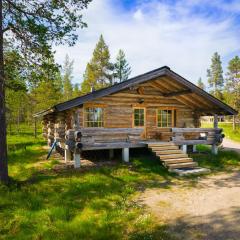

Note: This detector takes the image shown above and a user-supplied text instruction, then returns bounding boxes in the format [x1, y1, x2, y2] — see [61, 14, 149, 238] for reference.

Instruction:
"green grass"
[1, 124, 240, 239]
[2, 126, 176, 240]
[201, 122, 240, 142]
[192, 145, 240, 171]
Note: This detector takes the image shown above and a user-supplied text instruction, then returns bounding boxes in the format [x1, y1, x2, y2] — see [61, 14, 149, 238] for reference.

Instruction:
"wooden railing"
[171, 128, 224, 145]
[65, 128, 144, 151]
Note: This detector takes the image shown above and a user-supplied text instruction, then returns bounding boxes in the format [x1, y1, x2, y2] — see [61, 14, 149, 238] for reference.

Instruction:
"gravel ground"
[139, 171, 240, 240]
[222, 138, 240, 153]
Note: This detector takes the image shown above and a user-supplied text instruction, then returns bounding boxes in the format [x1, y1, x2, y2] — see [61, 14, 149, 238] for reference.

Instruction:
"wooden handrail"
[172, 128, 222, 133]
[171, 128, 224, 145]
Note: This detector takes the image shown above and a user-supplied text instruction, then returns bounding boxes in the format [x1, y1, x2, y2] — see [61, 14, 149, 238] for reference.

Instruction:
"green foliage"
[62, 54, 74, 101]
[72, 83, 82, 98]
[3, 0, 92, 59]
[29, 56, 63, 112]
[31, 81, 62, 113]
[1, 128, 176, 240]
[2, 126, 240, 239]
[81, 35, 113, 93]
[197, 77, 205, 90]
[1, 0, 92, 183]
[4, 50, 27, 91]
[225, 56, 240, 115]
[207, 52, 224, 99]
[114, 49, 131, 82]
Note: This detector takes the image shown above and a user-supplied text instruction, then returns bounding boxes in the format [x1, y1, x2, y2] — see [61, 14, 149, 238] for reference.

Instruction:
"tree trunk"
[233, 115, 236, 131]
[17, 108, 20, 134]
[0, 0, 9, 183]
[34, 118, 37, 138]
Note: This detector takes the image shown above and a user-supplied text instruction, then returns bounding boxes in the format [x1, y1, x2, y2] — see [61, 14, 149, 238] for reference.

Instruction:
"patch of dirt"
[42, 150, 119, 173]
[138, 172, 240, 240]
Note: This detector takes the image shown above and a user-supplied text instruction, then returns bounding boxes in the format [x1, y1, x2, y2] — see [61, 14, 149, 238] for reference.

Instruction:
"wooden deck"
[62, 127, 224, 168]
[64, 127, 224, 152]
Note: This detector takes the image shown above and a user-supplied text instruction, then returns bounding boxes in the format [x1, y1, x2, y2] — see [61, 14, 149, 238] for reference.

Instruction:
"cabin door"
[133, 107, 146, 139]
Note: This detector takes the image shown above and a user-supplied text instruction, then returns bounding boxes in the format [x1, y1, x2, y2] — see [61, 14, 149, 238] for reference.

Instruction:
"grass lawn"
[1, 126, 240, 240]
[201, 122, 240, 142]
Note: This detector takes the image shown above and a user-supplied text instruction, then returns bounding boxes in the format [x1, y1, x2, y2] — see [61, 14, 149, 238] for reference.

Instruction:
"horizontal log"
[172, 128, 222, 133]
[173, 140, 216, 145]
[163, 89, 192, 97]
[80, 142, 146, 150]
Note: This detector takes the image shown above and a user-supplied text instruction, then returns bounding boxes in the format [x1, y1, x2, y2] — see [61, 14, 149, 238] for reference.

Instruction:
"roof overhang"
[34, 66, 238, 117]
[33, 108, 55, 118]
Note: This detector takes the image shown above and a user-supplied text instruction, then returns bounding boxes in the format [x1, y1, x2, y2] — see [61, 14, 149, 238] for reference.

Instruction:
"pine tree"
[62, 54, 74, 100]
[207, 52, 224, 99]
[114, 49, 131, 82]
[73, 83, 82, 98]
[225, 56, 240, 113]
[30, 58, 63, 112]
[0, 0, 91, 183]
[81, 35, 113, 93]
[197, 77, 205, 90]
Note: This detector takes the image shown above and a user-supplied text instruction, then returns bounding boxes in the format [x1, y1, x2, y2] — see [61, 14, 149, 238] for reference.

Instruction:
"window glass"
[134, 108, 145, 127]
[84, 107, 104, 127]
[157, 109, 173, 127]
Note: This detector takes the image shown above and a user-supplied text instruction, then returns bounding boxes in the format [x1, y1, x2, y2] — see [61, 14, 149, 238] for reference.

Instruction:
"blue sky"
[54, 0, 240, 85]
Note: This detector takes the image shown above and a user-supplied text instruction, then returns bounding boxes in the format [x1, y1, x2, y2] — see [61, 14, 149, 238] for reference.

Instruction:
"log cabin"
[34, 66, 237, 171]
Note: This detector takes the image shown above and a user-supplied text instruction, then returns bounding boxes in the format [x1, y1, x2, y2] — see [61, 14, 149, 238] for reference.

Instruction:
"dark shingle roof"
[34, 66, 237, 117]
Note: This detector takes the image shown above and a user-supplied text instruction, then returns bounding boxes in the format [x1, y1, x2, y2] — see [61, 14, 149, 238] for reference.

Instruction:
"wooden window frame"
[156, 107, 175, 128]
[83, 106, 105, 128]
[133, 107, 146, 128]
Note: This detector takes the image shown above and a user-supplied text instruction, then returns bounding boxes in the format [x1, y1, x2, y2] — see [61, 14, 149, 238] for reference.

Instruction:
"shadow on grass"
[4, 140, 240, 239]
[1, 147, 178, 239]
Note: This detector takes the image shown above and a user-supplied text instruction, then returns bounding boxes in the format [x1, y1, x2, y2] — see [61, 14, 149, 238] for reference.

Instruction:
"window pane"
[135, 119, 139, 126]
[162, 113, 167, 122]
[134, 108, 144, 127]
[162, 122, 167, 127]
[157, 109, 172, 128]
[85, 107, 104, 128]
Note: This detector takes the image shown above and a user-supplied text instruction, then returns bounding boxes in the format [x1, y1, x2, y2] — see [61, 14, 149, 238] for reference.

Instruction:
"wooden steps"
[148, 142, 198, 170]
[151, 146, 179, 151]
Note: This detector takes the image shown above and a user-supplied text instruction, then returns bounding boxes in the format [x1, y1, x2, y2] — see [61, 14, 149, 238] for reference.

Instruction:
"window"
[134, 108, 145, 127]
[157, 109, 173, 127]
[84, 107, 104, 127]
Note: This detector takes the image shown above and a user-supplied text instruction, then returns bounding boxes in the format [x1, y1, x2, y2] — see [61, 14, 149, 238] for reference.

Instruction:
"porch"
[63, 124, 224, 169]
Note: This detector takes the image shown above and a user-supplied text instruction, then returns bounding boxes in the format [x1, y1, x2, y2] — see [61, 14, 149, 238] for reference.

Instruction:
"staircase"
[148, 142, 198, 170]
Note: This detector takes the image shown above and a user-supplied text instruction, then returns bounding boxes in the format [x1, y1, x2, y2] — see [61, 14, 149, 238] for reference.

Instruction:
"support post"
[65, 146, 71, 163]
[181, 144, 187, 154]
[213, 114, 218, 129]
[109, 149, 114, 160]
[74, 151, 81, 168]
[212, 144, 218, 155]
[122, 148, 129, 163]
[193, 145, 197, 153]
[213, 114, 219, 155]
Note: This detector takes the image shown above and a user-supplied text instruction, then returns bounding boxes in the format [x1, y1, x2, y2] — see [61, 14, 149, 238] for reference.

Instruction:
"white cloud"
[54, 0, 240, 85]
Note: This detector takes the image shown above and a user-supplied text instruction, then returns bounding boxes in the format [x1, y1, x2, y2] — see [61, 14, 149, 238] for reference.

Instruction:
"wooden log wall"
[46, 114, 55, 146]
[42, 79, 202, 145]
[42, 117, 48, 140]
[74, 83, 199, 141]
[54, 112, 66, 146]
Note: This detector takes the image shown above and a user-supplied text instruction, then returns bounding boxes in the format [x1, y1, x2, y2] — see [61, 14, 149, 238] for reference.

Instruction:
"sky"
[54, 0, 240, 85]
